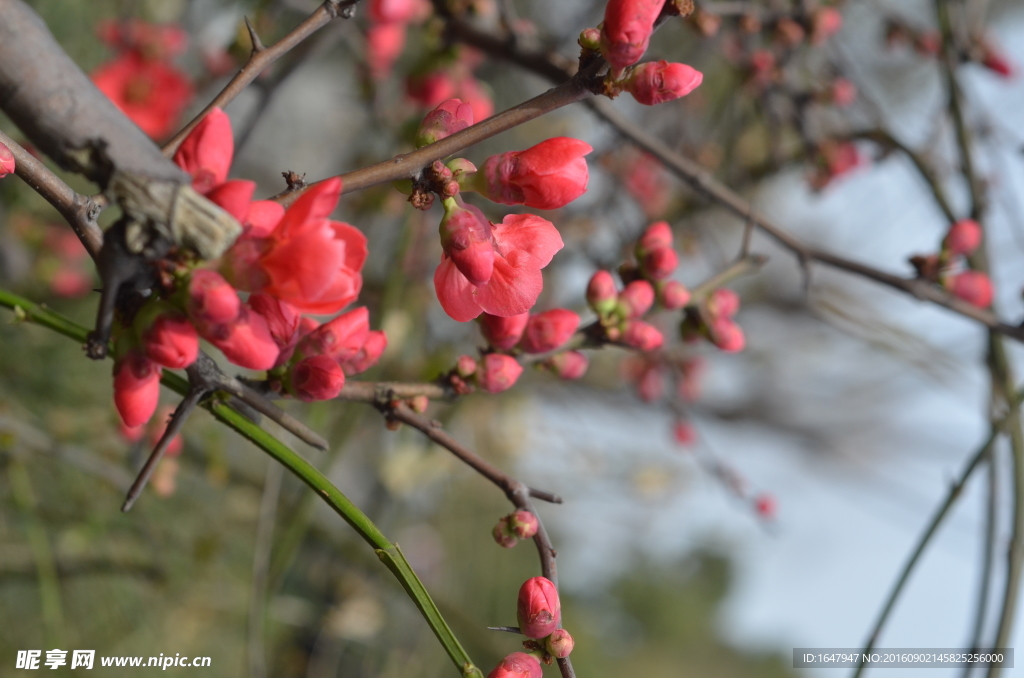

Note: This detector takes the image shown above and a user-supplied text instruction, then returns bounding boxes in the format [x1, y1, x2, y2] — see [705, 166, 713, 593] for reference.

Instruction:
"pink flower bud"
[641, 247, 679, 280]
[456, 354, 478, 377]
[342, 330, 388, 375]
[207, 306, 281, 370]
[520, 309, 580, 354]
[600, 0, 666, 72]
[944, 219, 982, 256]
[366, 23, 407, 80]
[622, 320, 663, 351]
[637, 220, 673, 253]
[478, 353, 524, 393]
[620, 280, 655, 318]
[754, 493, 777, 519]
[480, 312, 529, 350]
[710, 317, 745, 352]
[416, 98, 475, 147]
[492, 521, 518, 548]
[579, 27, 601, 51]
[546, 350, 589, 380]
[949, 270, 993, 308]
[587, 270, 619, 314]
[546, 629, 575, 658]
[517, 576, 561, 639]
[673, 420, 696, 446]
[811, 7, 843, 45]
[477, 137, 592, 210]
[660, 280, 691, 309]
[707, 288, 740, 318]
[290, 355, 345, 402]
[188, 270, 240, 325]
[487, 652, 543, 678]
[0, 142, 15, 177]
[113, 350, 162, 428]
[409, 395, 429, 413]
[439, 200, 495, 285]
[625, 60, 704, 106]
[141, 313, 200, 369]
[508, 509, 539, 539]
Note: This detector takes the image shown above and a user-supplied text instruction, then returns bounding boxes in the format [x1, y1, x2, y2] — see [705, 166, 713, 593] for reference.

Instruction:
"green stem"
[0, 288, 483, 678]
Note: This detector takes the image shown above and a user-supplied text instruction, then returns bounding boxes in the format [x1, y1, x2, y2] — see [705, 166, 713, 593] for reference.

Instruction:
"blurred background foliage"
[3, 0, 1022, 675]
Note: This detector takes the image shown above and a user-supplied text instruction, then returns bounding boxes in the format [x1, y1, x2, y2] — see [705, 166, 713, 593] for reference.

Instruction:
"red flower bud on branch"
[472, 138, 592, 210]
[188, 270, 240, 325]
[478, 353, 524, 393]
[600, 0, 666, 72]
[416, 99, 475, 147]
[620, 280, 655, 318]
[0, 142, 15, 177]
[660, 280, 691, 309]
[486, 652, 543, 678]
[622, 320, 663, 351]
[546, 628, 575, 658]
[289, 355, 346, 402]
[587, 270, 619, 315]
[520, 309, 580, 354]
[516, 576, 561, 639]
[480, 312, 529, 350]
[545, 350, 589, 380]
[944, 219, 982, 256]
[624, 60, 703, 106]
[948, 270, 993, 308]
[113, 350, 162, 428]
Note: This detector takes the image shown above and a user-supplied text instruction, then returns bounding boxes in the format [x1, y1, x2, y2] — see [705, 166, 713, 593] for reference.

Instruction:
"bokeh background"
[2, 0, 1024, 676]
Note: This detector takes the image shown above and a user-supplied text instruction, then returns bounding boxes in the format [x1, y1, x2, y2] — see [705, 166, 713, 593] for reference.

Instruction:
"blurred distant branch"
[162, 0, 363, 156]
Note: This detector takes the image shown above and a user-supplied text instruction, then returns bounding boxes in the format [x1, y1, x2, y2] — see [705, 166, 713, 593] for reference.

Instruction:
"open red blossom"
[480, 312, 530, 350]
[517, 576, 561, 639]
[188, 270, 240, 325]
[487, 652, 543, 678]
[520, 309, 580, 354]
[206, 180, 256, 222]
[249, 293, 301, 366]
[92, 52, 193, 139]
[625, 61, 704, 106]
[246, 178, 367, 314]
[944, 219, 982, 256]
[416, 98, 474, 147]
[290, 355, 346, 402]
[478, 353, 524, 393]
[113, 350, 162, 428]
[434, 213, 563, 322]
[172, 107, 234, 194]
[0, 142, 15, 177]
[949, 270, 993, 308]
[600, 0, 666, 72]
[298, 306, 371, 364]
[203, 305, 280, 371]
[366, 23, 407, 80]
[474, 137, 592, 210]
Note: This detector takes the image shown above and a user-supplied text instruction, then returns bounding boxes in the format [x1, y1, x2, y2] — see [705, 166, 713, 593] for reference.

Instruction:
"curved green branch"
[0, 287, 483, 678]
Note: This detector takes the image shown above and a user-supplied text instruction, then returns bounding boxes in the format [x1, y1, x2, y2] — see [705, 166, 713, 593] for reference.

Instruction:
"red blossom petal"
[474, 250, 544, 317]
[434, 255, 483, 321]
[206, 179, 255, 222]
[492, 214, 563, 268]
[276, 178, 343, 238]
[172, 107, 232, 189]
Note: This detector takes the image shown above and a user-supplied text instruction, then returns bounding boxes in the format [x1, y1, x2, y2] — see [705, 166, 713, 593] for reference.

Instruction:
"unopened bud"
[507, 509, 539, 539]
[622, 320, 664, 351]
[456, 354, 478, 378]
[948, 270, 993, 308]
[710, 317, 745, 352]
[546, 629, 574, 658]
[478, 353, 524, 393]
[545, 350, 589, 380]
[578, 27, 601, 51]
[944, 219, 982, 256]
[492, 520, 518, 548]
[660, 280, 691, 309]
[0, 142, 15, 177]
[409, 395, 429, 413]
[707, 288, 740, 318]
[587, 270, 618, 315]
[517, 576, 561, 639]
[480, 312, 529, 350]
[487, 652, 543, 678]
[619, 280, 655, 318]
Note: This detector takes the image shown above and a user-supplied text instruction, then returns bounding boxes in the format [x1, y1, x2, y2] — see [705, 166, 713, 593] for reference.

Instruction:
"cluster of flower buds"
[406, 47, 494, 121]
[486, 576, 575, 676]
[477, 309, 588, 381]
[681, 287, 745, 352]
[492, 509, 540, 548]
[91, 19, 193, 139]
[365, 0, 430, 80]
[109, 109, 386, 429]
[446, 353, 523, 395]
[583, 0, 704, 105]
[910, 218, 992, 309]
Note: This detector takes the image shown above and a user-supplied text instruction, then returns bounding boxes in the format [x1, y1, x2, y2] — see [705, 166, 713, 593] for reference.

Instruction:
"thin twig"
[162, 0, 362, 156]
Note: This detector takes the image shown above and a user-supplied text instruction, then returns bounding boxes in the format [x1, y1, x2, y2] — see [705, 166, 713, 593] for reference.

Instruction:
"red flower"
[439, 200, 496, 285]
[289, 355, 346, 402]
[600, 0, 666, 71]
[235, 178, 367, 314]
[342, 330, 387, 375]
[480, 312, 530, 350]
[173, 107, 235, 194]
[0, 142, 14, 177]
[486, 652, 543, 678]
[623, 320, 663, 351]
[944, 219, 982, 256]
[949, 270, 993, 308]
[520, 309, 580, 354]
[516, 576, 561, 639]
[473, 137, 592, 210]
[434, 213, 563, 322]
[624, 61, 704, 106]
[92, 52, 193, 139]
[366, 23, 407, 80]
[299, 306, 370, 364]
[416, 98, 475, 147]
[141, 313, 200, 369]
[203, 305, 281, 370]
[187, 270, 240, 325]
[478, 353, 524, 393]
[545, 350, 589, 380]
[113, 350, 162, 428]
